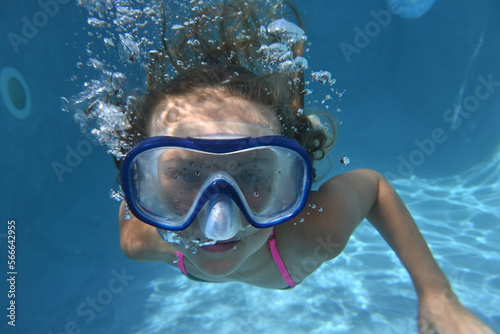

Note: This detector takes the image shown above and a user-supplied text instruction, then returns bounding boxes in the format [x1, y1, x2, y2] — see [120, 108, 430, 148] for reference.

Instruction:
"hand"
[418, 291, 494, 334]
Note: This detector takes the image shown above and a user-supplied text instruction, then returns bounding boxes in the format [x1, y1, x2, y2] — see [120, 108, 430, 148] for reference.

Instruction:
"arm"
[365, 172, 449, 299]
[367, 172, 493, 333]
[320, 169, 493, 334]
[118, 201, 176, 262]
[317, 169, 449, 293]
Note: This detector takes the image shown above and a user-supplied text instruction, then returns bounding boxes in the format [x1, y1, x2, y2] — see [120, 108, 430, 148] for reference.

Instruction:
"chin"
[192, 250, 245, 277]
[198, 259, 240, 277]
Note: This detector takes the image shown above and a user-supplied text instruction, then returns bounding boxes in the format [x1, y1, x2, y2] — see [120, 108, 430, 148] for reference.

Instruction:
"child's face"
[151, 95, 280, 277]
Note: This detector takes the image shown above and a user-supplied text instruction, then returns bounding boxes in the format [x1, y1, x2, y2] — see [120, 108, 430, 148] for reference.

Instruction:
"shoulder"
[308, 169, 381, 217]
[279, 169, 383, 260]
[318, 168, 382, 194]
[118, 201, 178, 262]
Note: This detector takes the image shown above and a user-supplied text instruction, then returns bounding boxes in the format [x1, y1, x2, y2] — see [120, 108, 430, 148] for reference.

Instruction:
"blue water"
[1, 0, 499, 333]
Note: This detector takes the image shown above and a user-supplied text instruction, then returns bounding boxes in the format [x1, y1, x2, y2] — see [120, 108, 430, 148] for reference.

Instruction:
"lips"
[200, 240, 240, 252]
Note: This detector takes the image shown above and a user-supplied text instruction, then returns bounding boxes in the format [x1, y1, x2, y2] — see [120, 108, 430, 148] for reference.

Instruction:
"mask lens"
[156, 147, 278, 213]
[157, 149, 204, 217]
[244, 147, 308, 225]
[122, 136, 311, 230]
[128, 148, 188, 226]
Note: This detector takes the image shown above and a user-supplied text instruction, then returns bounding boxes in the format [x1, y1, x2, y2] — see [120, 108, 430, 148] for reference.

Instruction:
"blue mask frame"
[120, 135, 313, 230]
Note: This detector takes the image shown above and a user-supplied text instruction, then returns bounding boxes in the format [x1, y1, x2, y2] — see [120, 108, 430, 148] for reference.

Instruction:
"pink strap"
[177, 234, 296, 288]
[176, 251, 187, 275]
[268, 230, 296, 287]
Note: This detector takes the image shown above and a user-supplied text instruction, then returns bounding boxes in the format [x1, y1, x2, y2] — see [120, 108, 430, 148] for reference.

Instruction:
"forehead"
[149, 94, 281, 136]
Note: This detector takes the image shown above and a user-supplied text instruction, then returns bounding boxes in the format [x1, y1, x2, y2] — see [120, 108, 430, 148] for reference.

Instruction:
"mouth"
[200, 239, 240, 252]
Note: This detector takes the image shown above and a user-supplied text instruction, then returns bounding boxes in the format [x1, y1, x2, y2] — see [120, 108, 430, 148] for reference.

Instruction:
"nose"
[198, 193, 242, 241]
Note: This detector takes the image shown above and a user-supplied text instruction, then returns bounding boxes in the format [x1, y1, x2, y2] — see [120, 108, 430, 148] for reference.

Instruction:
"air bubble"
[87, 58, 105, 70]
[187, 38, 201, 46]
[311, 70, 336, 85]
[60, 97, 70, 112]
[321, 95, 332, 105]
[267, 19, 306, 45]
[254, 191, 259, 197]
[104, 37, 115, 48]
[171, 24, 184, 30]
[340, 157, 351, 166]
[123, 204, 131, 220]
[110, 188, 124, 202]
[118, 33, 140, 63]
[294, 56, 308, 70]
[299, 218, 305, 223]
[87, 17, 109, 28]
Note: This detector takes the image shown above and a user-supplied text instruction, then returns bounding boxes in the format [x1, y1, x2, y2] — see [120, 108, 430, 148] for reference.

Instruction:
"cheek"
[239, 226, 273, 253]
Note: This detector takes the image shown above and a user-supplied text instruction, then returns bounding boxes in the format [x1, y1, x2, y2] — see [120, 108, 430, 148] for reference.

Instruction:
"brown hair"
[116, 0, 337, 177]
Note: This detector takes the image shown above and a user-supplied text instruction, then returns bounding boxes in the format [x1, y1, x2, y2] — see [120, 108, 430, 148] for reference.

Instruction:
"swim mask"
[120, 122, 313, 240]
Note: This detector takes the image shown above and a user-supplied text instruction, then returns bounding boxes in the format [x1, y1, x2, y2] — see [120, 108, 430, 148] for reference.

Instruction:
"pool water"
[1, 1, 499, 333]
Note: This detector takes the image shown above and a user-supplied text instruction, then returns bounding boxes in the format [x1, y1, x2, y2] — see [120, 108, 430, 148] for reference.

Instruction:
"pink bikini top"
[176, 229, 296, 288]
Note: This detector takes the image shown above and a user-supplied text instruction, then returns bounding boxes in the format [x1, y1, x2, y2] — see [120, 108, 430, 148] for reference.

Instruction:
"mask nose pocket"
[198, 193, 242, 241]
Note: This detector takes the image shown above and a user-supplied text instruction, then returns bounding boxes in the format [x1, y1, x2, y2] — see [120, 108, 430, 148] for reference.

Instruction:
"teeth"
[217, 240, 239, 244]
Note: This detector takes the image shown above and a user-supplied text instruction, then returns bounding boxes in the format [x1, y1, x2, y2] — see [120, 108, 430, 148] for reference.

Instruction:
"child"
[80, 1, 494, 333]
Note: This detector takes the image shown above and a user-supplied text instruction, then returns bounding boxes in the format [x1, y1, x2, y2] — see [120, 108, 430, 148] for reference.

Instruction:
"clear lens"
[156, 148, 277, 216]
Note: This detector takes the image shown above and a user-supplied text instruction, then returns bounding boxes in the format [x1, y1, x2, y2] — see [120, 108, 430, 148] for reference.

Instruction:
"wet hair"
[116, 0, 337, 178]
